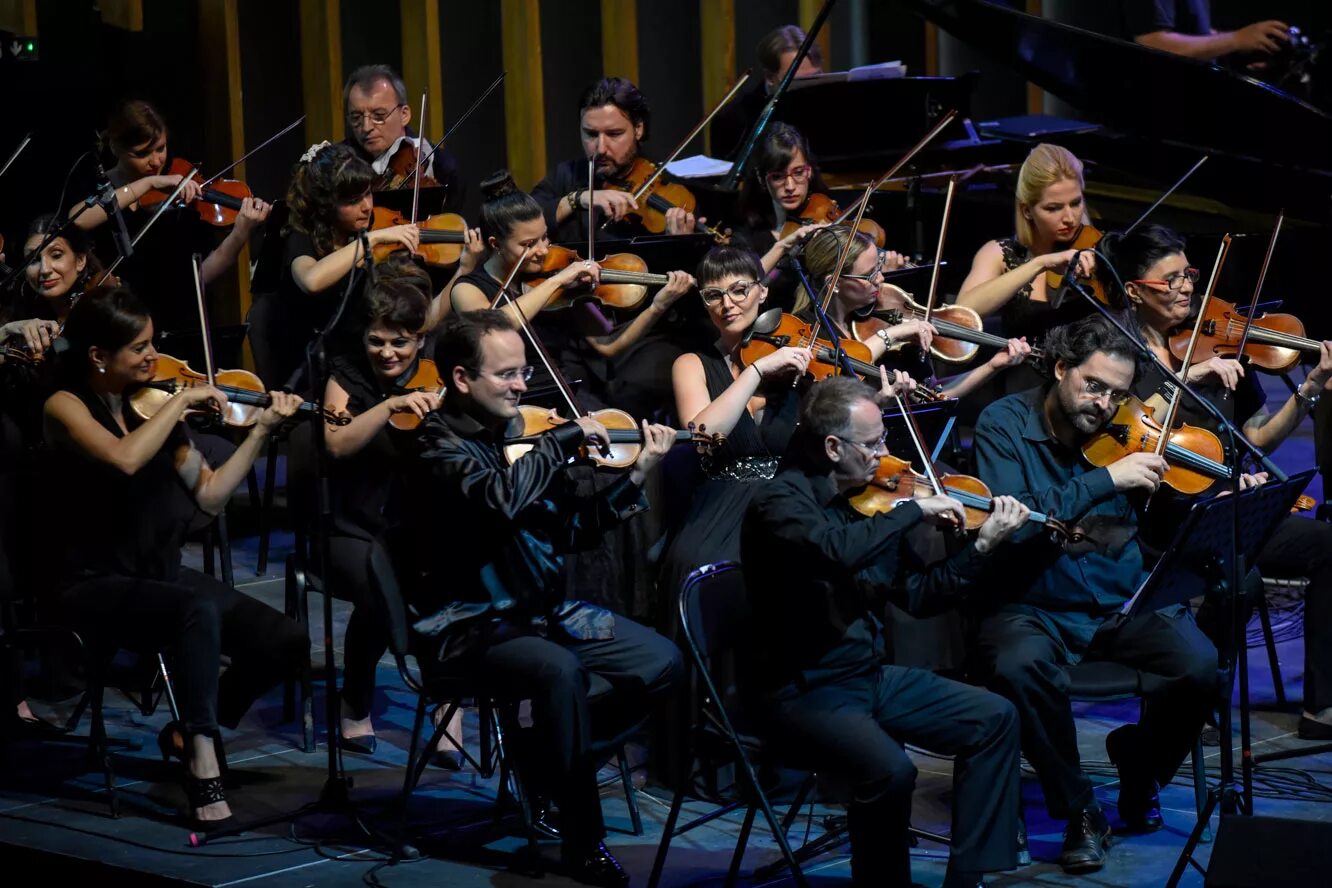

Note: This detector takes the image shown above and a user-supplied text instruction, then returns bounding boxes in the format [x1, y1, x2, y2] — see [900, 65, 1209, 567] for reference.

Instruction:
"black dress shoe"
[336, 731, 377, 755]
[1016, 812, 1031, 866]
[1298, 715, 1332, 740]
[560, 841, 629, 888]
[530, 798, 561, 840]
[1059, 807, 1111, 874]
[1106, 725, 1164, 833]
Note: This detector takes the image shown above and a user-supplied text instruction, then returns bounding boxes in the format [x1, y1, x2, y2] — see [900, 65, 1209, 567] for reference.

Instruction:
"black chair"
[649, 562, 810, 888]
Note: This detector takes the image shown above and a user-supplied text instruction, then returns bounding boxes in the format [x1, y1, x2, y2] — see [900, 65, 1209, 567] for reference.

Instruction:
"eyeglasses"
[465, 365, 535, 383]
[347, 104, 405, 128]
[699, 279, 760, 306]
[1080, 376, 1132, 407]
[764, 164, 812, 187]
[840, 250, 888, 283]
[1131, 266, 1200, 292]
[836, 430, 889, 455]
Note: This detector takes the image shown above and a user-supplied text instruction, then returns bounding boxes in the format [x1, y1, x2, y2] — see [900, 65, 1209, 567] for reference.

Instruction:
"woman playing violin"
[41, 287, 308, 828]
[1104, 223, 1332, 740]
[956, 143, 1097, 371]
[3, 214, 104, 349]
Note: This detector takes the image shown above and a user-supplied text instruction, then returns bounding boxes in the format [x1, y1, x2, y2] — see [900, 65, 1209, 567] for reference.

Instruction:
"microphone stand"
[191, 233, 417, 860]
[786, 249, 861, 379]
[1066, 276, 1278, 841]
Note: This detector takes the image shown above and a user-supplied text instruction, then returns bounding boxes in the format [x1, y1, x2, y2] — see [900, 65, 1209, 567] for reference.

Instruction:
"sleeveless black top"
[996, 237, 1090, 342]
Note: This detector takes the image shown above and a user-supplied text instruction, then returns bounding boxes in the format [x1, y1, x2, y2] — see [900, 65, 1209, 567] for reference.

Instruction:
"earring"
[97, 366, 106, 374]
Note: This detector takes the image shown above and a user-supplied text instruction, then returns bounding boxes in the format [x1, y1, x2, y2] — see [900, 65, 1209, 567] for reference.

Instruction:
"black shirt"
[1121, 0, 1211, 40]
[740, 459, 989, 692]
[531, 158, 656, 243]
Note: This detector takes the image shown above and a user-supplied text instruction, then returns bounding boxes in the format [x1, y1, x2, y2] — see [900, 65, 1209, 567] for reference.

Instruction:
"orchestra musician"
[1102, 223, 1332, 740]
[400, 309, 683, 887]
[709, 24, 825, 161]
[40, 287, 308, 829]
[971, 314, 1219, 873]
[531, 77, 701, 241]
[741, 376, 1028, 888]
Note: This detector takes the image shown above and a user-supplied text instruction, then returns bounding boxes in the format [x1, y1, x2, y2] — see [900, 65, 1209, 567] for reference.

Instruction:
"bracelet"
[1295, 387, 1321, 410]
[751, 362, 764, 381]
[567, 190, 581, 212]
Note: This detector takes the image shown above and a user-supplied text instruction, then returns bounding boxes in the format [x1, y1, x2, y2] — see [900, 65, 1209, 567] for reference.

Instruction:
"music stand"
[1164, 470, 1314, 888]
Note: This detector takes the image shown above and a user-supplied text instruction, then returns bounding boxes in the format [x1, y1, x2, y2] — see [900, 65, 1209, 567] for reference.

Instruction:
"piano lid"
[903, 0, 1332, 183]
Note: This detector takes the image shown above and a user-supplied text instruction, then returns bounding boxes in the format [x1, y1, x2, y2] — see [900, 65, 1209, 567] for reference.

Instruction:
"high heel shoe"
[183, 773, 235, 833]
[336, 731, 377, 755]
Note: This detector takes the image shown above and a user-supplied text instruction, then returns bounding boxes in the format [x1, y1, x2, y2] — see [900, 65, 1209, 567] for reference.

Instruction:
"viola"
[376, 138, 440, 191]
[1041, 223, 1109, 305]
[529, 244, 670, 312]
[130, 353, 348, 428]
[851, 283, 1046, 367]
[369, 206, 469, 267]
[502, 404, 723, 469]
[137, 157, 256, 228]
[1081, 395, 1230, 495]
[848, 453, 1072, 538]
[1168, 294, 1320, 373]
[385, 357, 445, 432]
[779, 192, 886, 248]
[603, 157, 729, 244]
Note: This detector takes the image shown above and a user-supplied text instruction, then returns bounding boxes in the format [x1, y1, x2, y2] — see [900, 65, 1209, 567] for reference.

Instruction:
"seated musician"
[971, 314, 1219, 873]
[710, 24, 825, 160]
[799, 226, 1032, 399]
[741, 376, 1028, 888]
[339, 64, 463, 209]
[956, 143, 1096, 389]
[453, 171, 693, 412]
[402, 309, 683, 888]
[41, 287, 308, 829]
[1103, 223, 1332, 740]
[66, 100, 271, 334]
[531, 77, 701, 241]
[1122, 1, 1289, 63]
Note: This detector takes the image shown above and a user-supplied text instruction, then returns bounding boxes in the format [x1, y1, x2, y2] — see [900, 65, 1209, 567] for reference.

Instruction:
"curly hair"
[1042, 314, 1143, 385]
[284, 143, 375, 258]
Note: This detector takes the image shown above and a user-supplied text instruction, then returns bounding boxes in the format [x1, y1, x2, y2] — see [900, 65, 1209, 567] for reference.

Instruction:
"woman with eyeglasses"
[1105, 222, 1332, 741]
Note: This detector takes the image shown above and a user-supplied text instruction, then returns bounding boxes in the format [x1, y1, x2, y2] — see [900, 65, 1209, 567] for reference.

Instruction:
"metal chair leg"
[1255, 588, 1288, 707]
[617, 745, 643, 836]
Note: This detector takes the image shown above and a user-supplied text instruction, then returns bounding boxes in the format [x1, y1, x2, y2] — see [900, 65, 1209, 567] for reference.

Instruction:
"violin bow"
[1124, 154, 1209, 236]
[829, 110, 959, 229]
[1231, 210, 1284, 366]
[197, 115, 305, 190]
[410, 92, 427, 222]
[190, 253, 222, 419]
[921, 175, 958, 325]
[1153, 234, 1232, 459]
[405, 71, 507, 192]
[488, 246, 583, 419]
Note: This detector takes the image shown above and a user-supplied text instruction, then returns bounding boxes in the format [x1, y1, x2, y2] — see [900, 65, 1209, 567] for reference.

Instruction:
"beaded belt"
[703, 456, 779, 482]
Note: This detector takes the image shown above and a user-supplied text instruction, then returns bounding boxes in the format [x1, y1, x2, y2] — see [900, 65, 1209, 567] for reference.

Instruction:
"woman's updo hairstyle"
[1098, 224, 1187, 311]
[477, 170, 544, 245]
[58, 286, 152, 383]
[791, 225, 875, 314]
[285, 143, 375, 257]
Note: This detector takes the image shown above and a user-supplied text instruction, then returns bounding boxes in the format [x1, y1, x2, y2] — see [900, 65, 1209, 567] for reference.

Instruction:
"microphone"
[95, 159, 134, 262]
[1048, 249, 1083, 311]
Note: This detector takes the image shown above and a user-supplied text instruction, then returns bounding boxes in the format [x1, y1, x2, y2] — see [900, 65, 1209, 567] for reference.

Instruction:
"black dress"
[995, 236, 1089, 392]
[656, 345, 799, 620]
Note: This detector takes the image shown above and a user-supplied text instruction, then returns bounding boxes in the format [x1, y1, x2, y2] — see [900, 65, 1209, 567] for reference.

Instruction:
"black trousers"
[327, 536, 388, 721]
[1254, 515, 1332, 714]
[472, 614, 683, 848]
[976, 607, 1217, 818]
[59, 567, 308, 737]
[765, 666, 1020, 885]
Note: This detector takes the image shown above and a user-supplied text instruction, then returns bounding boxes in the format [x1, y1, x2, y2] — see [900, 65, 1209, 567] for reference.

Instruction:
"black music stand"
[1164, 470, 1314, 888]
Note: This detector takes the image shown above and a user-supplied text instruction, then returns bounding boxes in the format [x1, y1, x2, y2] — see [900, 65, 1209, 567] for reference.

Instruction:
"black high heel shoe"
[184, 773, 235, 833]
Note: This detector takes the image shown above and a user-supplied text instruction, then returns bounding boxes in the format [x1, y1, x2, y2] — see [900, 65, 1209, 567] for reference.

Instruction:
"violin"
[851, 283, 1045, 367]
[603, 156, 729, 244]
[130, 353, 348, 428]
[502, 404, 723, 469]
[385, 357, 445, 431]
[137, 157, 256, 228]
[1081, 395, 1230, 495]
[1168, 294, 1321, 373]
[530, 244, 671, 312]
[848, 452, 1073, 539]
[1041, 223, 1108, 305]
[376, 138, 440, 191]
[779, 192, 886, 249]
[369, 206, 469, 267]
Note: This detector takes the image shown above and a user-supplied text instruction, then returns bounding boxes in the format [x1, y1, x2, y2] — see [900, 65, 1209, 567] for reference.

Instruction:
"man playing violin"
[401, 309, 683, 888]
[971, 314, 1219, 874]
[532, 77, 701, 242]
[339, 65, 463, 211]
[741, 376, 1030, 888]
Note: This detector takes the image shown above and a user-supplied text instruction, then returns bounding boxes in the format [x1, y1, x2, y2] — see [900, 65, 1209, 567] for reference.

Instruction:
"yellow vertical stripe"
[300, 0, 344, 144]
[599, 0, 639, 82]
[699, 0, 735, 157]
[500, 0, 546, 191]
[401, 0, 445, 143]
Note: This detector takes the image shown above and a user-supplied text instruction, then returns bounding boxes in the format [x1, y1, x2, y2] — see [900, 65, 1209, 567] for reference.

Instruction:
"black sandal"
[184, 774, 234, 832]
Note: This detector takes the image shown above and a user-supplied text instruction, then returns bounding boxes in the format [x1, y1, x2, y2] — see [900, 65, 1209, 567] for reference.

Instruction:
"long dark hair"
[57, 286, 153, 384]
[736, 123, 829, 230]
[284, 143, 375, 257]
[477, 170, 544, 245]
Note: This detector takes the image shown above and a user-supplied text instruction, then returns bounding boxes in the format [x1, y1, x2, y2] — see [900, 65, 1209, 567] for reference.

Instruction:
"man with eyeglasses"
[970, 314, 1218, 874]
[741, 376, 1031, 888]
[338, 64, 462, 211]
[402, 309, 683, 888]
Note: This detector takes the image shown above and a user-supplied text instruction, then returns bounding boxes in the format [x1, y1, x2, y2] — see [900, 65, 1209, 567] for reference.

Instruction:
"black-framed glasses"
[764, 164, 812, 187]
[699, 279, 760, 306]
[836, 430, 888, 455]
[1131, 266, 1200, 292]
[347, 104, 405, 128]
[840, 250, 888, 283]
[465, 365, 535, 383]
[1080, 376, 1132, 407]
